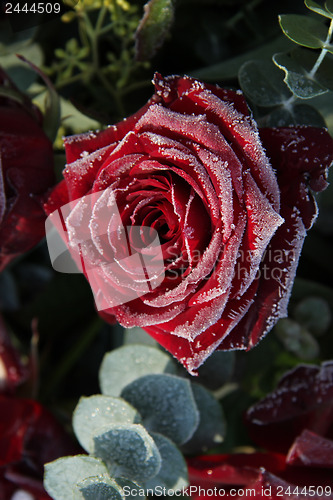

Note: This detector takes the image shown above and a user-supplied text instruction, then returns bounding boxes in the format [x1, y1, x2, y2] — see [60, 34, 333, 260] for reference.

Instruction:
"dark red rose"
[245, 361, 333, 453]
[44, 73, 333, 372]
[0, 67, 55, 271]
[0, 395, 79, 499]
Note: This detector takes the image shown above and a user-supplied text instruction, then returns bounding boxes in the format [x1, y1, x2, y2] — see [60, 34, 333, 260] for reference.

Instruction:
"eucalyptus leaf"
[264, 103, 326, 128]
[121, 374, 199, 445]
[195, 351, 235, 390]
[99, 345, 177, 397]
[124, 327, 157, 347]
[145, 433, 188, 490]
[181, 383, 226, 454]
[238, 59, 291, 107]
[293, 296, 331, 336]
[326, 0, 333, 15]
[275, 318, 320, 359]
[116, 478, 146, 500]
[44, 455, 109, 500]
[79, 476, 123, 500]
[191, 35, 293, 81]
[73, 395, 141, 453]
[278, 14, 328, 49]
[135, 0, 174, 61]
[93, 423, 161, 482]
[273, 51, 329, 99]
[305, 0, 333, 19]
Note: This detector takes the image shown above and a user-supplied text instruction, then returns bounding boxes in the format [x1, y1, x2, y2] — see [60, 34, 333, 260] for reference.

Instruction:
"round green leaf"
[305, 0, 333, 19]
[146, 432, 188, 490]
[181, 383, 226, 454]
[93, 423, 161, 482]
[79, 476, 123, 500]
[294, 296, 331, 336]
[73, 395, 141, 453]
[273, 51, 329, 99]
[265, 103, 327, 128]
[278, 14, 328, 49]
[44, 455, 109, 500]
[275, 318, 320, 359]
[238, 59, 291, 106]
[195, 351, 235, 390]
[121, 374, 199, 445]
[99, 345, 177, 397]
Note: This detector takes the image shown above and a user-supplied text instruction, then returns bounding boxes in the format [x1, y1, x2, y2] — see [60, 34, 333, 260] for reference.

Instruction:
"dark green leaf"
[273, 51, 329, 98]
[190, 35, 293, 81]
[79, 476, 123, 500]
[99, 345, 177, 397]
[294, 296, 331, 335]
[195, 351, 235, 390]
[93, 424, 161, 482]
[238, 59, 291, 107]
[135, 0, 174, 61]
[326, 0, 333, 15]
[264, 103, 327, 127]
[181, 383, 226, 454]
[278, 14, 328, 49]
[121, 374, 199, 445]
[275, 318, 320, 359]
[146, 433, 188, 490]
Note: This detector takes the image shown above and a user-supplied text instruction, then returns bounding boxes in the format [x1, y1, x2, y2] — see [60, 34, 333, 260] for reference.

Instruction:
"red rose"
[245, 361, 333, 453]
[44, 73, 333, 372]
[0, 67, 55, 271]
[0, 395, 79, 499]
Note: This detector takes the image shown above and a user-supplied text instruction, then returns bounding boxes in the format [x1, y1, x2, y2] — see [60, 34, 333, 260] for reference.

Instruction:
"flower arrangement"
[0, 0, 333, 498]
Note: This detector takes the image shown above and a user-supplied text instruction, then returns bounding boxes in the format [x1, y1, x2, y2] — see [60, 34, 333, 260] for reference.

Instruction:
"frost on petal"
[286, 429, 333, 468]
[245, 361, 333, 454]
[260, 126, 333, 229]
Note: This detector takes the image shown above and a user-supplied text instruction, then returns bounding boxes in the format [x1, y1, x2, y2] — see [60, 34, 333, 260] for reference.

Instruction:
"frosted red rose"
[45, 74, 333, 372]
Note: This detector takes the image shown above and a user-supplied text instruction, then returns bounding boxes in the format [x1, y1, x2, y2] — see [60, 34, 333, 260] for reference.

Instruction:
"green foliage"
[278, 14, 330, 50]
[135, 0, 175, 61]
[44, 343, 229, 497]
[121, 374, 199, 444]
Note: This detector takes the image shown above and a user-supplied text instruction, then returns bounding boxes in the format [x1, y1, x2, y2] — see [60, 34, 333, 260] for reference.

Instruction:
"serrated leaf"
[305, 0, 333, 19]
[145, 432, 188, 490]
[99, 345, 177, 397]
[135, 0, 174, 61]
[44, 455, 109, 500]
[181, 383, 226, 454]
[273, 51, 329, 99]
[79, 475, 123, 500]
[121, 374, 199, 445]
[279, 14, 328, 49]
[73, 395, 141, 453]
[238, 59, 292, 107]
[93, 423, 161, 482]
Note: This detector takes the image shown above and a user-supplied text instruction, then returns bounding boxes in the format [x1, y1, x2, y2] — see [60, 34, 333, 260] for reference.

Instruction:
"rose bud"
[44, 74, 333, 372]
[0, 67, 55, 271]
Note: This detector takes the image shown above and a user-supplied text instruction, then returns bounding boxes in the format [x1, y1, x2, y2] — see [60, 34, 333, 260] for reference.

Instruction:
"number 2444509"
[5, 3, 61, 14]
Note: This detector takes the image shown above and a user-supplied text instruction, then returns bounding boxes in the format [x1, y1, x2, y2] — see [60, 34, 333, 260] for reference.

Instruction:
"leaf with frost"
[273, 51, 329, 99]
[238, 59, 292, 106]
[121, 374, 199, 445]
[181, 383, 226, 454]
[93, 423, 161, 483]
[79, 476, 123, 500]
[44, 455, 109, 500]
[145, 433, 188, 490]
[73, 395, 141, 452]
[99, 345, 177, 397]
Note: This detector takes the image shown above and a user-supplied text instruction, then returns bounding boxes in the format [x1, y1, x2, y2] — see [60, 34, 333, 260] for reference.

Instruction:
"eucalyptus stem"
[309, 18, 333, 78]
